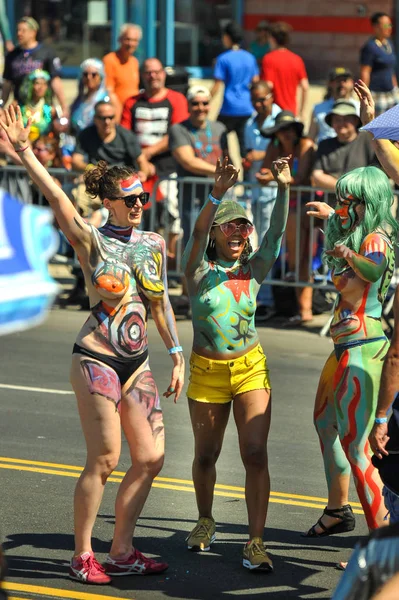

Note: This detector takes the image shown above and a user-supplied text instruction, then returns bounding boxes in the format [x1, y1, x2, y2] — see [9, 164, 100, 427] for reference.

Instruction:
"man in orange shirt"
[103, 23, 142, 122]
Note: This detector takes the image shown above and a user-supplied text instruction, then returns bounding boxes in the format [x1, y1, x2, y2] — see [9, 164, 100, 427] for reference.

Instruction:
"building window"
[17, 1, 112, 66]
[174, 0, 234, 66]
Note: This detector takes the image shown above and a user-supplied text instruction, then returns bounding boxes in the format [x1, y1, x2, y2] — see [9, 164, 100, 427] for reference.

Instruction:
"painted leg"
[304, 351, 352, 536]
[336, 341, 388, 530]
[110, 361, 165, 557]
[70, 355, 122, 556]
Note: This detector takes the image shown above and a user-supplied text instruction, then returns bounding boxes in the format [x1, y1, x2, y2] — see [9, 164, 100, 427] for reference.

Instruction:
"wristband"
[375, 417, 388, 424]
[168, 345, 183, 355]
[15, 146, 29, 153]
[209, 193, 222, 206]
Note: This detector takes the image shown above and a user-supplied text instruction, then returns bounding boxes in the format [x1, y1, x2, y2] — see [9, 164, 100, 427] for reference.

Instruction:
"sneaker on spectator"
[69, 551, 111, 584]
[186, 517, 216, 551]
[105, 548, 168, 576]
[242, 538, 273, 572]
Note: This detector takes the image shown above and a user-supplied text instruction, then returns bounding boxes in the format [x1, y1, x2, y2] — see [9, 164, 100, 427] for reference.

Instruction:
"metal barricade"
[147, 176, 341, 290]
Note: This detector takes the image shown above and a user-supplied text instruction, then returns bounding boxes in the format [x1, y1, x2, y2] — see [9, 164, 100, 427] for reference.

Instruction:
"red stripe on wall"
[244, 15, 374, 34]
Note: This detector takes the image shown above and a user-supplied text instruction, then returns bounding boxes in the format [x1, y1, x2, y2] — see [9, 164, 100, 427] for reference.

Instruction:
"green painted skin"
[183, 187, 289, 355]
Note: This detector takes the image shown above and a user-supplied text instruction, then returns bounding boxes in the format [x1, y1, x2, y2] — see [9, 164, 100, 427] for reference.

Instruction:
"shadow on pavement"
[2, 521, 362, 599]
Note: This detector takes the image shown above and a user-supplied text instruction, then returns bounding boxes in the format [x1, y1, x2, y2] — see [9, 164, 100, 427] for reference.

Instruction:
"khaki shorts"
[187, 344, 271, 404]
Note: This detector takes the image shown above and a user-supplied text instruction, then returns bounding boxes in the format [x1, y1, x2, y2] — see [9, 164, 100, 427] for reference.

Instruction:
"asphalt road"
[0, 309, 369, 600]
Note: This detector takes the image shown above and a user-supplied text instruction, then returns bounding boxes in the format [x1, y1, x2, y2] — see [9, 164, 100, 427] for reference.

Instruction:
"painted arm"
[182, 157, 239, 276]
[326, 233, 388, 283]
[250, 157, 290, 282]
[0, 106, 91, 249]
[150, 237, 184, 402]
[355, 79, 399, 184]
[369, 286, 399, 458]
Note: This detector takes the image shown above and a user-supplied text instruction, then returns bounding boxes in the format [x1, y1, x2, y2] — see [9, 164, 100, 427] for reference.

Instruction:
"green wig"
[324, 166, 399, 270]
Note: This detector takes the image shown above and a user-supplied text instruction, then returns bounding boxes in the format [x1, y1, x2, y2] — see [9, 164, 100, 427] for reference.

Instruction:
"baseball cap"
[213, 201, 252, 226]
[328, 67, 354, 81]
[187, 85, 211, 103]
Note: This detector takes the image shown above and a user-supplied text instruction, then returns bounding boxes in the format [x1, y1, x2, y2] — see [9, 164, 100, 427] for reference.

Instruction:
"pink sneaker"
[105, 548, 168, 576]
[69, 551, 111, 584]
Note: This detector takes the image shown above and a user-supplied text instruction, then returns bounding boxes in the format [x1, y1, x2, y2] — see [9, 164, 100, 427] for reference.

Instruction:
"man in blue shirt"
[243, 81, 281, 318]
[360, 12, 399, 116]
[211, 21, 259, 158]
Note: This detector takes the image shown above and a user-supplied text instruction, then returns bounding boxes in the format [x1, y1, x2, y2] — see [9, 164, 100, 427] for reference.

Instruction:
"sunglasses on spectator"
[95, 114, 115, 121]
[143, 69, 163, 76]
[217, 222, 254, 239]
[253, 94, 273, 103]
[83, 72, 99, 78]
[108, 192, 150, 208]
[190, 100, 210, 106]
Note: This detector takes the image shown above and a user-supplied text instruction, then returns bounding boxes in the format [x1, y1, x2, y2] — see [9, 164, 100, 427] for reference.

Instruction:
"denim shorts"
[383, 485, 399, 524]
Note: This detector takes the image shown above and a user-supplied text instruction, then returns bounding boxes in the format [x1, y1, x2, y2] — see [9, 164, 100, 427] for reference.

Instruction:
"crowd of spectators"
[0, 11, 398, 321]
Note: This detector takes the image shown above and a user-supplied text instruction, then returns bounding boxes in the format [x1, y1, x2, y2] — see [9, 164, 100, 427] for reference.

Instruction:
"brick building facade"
[244, 0, 395, 81]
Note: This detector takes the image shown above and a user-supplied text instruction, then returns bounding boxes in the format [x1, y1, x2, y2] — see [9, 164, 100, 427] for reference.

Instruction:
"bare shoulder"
[300, 137, 316, 151]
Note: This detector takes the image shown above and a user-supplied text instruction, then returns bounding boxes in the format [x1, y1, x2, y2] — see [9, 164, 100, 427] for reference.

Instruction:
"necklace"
[191, 122, 213, 158]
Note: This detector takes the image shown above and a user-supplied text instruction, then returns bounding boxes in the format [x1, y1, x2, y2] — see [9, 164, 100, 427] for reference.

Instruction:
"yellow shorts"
[187, 344, 271, 404]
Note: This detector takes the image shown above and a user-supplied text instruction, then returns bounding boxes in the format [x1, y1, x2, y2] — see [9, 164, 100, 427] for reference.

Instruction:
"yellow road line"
[0, 456, 363, 508]
[3, 581, 133, 600]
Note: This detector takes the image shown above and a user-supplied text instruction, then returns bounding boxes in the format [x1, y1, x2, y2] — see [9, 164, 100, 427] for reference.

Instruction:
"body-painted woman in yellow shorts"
[0, 106, 184, 584]
[182, 157, 290, 572]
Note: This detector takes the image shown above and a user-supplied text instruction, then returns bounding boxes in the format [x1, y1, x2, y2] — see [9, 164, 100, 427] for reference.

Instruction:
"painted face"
[335, 194, 363, 230]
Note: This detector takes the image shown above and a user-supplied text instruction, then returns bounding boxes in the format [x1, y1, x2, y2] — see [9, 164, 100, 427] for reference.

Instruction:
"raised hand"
[271, 155, 291, 186]
[214, 156, 239, 194]
[0, 105, 31, 149]
[306, 201, 334, 220]
[354, 80, 375, 126]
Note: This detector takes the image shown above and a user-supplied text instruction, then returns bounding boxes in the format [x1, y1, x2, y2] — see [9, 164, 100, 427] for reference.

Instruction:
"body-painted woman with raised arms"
[302, 166, 398, 541]
[182, 156, 290, 572]
[0, 106, 184, 584]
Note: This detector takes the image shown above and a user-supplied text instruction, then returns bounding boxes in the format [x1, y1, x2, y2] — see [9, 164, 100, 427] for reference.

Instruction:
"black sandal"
[301, 504, 356, 538]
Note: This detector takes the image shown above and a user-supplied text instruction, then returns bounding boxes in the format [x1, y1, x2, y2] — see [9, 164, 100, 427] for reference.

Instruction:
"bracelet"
[15, 146, 29, 153]
[168, 345, 183, 355]
[209, 193, 222, 206]
[375, 417, 388, 424]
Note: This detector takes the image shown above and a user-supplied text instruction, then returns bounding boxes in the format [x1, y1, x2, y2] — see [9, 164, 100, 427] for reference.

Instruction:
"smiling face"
[189, 93, 210, 126]
[335, 194, 365, 230]
[211, 218, 252, 262]
[103, 176, 144, 228]
[331, 114, 358, 142]
[251, 86, 273, 117]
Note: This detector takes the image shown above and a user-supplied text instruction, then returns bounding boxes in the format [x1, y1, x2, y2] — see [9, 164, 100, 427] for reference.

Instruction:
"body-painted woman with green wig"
[182, 156, 290, 572]
[303, 166, 398, 539]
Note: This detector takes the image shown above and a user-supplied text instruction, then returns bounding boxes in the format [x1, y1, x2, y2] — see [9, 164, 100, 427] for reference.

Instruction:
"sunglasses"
[253, 93, 272, 103]
[218, 222, 254, 239]
[83, 72, 99, 78]
[95, 115, 115, 121]
[191, 100, 210, 106]
[108, 192, 150, 208]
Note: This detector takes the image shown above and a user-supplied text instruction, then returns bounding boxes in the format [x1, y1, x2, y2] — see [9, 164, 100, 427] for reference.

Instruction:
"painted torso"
[75, 224, 165, 358]
[189, 258, 259, 354]
[330, 232, 394, 344]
